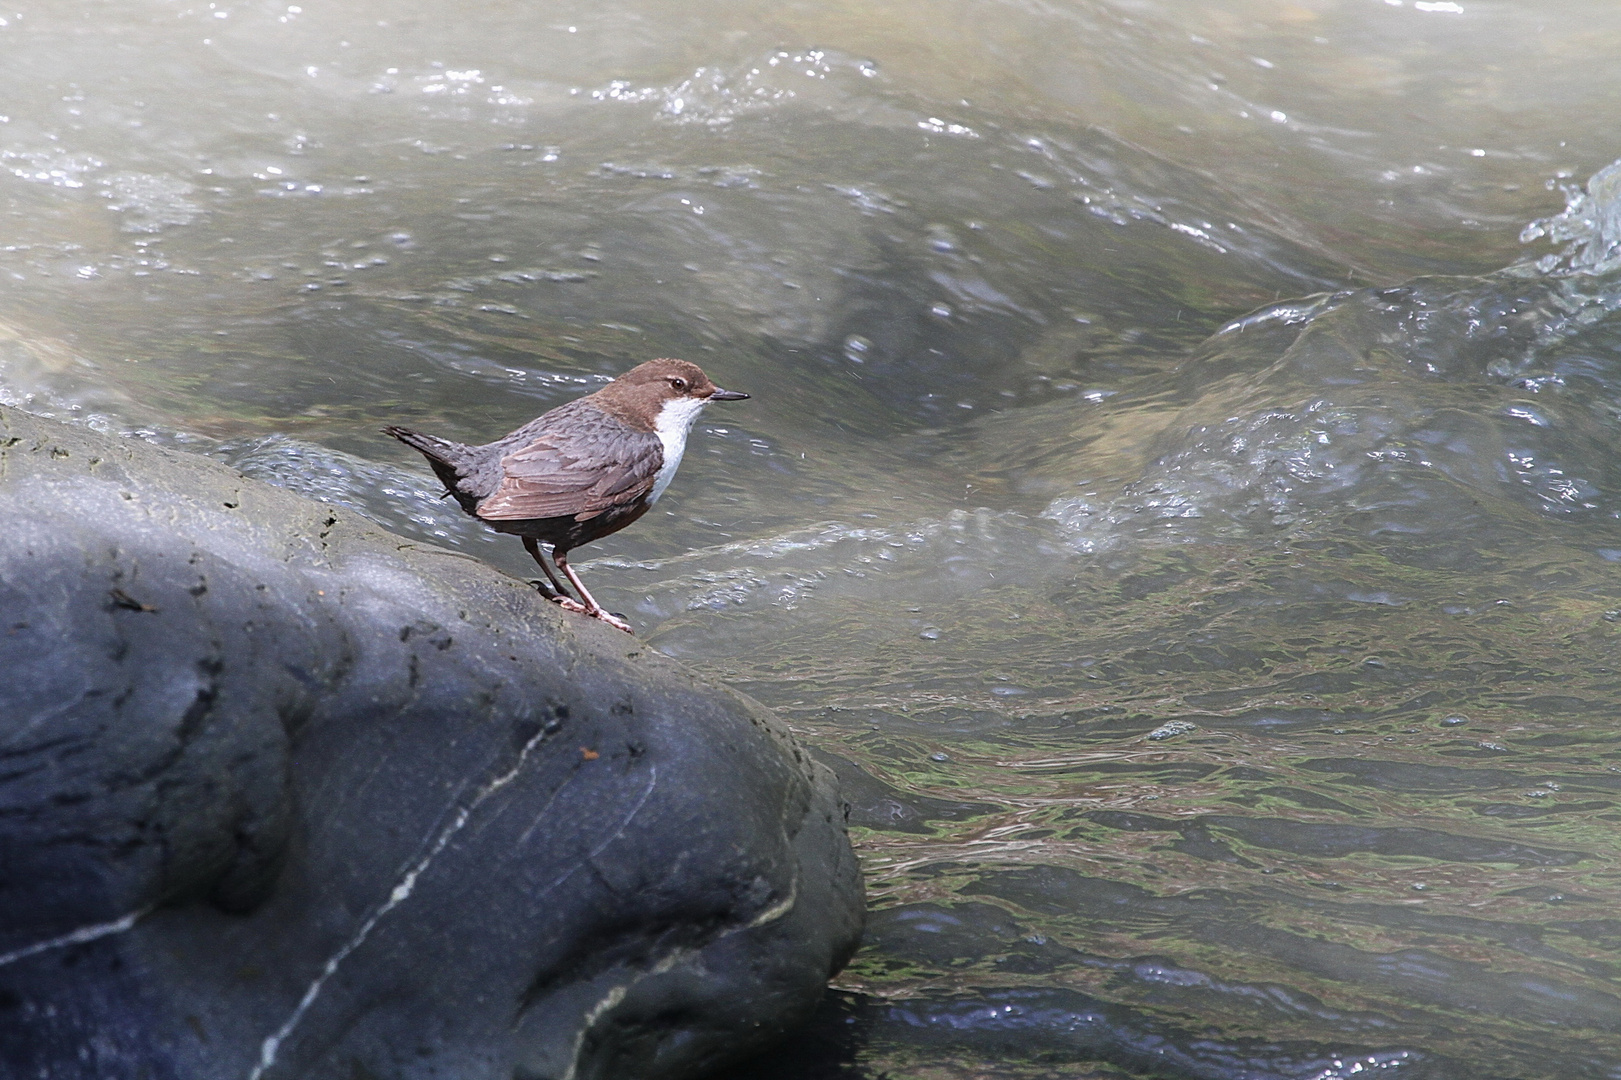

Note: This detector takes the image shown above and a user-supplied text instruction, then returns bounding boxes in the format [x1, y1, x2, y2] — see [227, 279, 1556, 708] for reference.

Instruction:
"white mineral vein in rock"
[559, 786, 798, 1080]
[248, 727, 556, 1080]
[0, 905, 151, 968]
[248, 745, 660, 1080]
[746, 877, 798, 928]
[561, 984, 631, 1080]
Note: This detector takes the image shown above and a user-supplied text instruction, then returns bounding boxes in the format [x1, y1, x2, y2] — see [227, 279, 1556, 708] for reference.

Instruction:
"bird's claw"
[596, 610, 635, 634]
[545, 595, 634, 633]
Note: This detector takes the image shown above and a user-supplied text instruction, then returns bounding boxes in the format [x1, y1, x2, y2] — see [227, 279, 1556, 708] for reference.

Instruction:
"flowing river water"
[8, 2, 1621, 1077]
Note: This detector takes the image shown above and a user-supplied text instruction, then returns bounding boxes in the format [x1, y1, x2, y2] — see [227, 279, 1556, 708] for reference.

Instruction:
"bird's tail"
[384, 425, 470, 469]
[384, 426, 482, 511]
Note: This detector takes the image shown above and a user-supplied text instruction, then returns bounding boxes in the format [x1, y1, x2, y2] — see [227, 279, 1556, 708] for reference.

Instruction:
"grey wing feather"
[476, 406, 661, 522]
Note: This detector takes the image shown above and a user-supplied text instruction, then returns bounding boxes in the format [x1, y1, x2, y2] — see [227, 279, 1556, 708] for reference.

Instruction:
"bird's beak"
[709, 388, 750, 401]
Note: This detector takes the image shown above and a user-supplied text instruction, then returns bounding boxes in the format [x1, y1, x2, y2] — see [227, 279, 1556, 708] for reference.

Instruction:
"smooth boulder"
[0, 405, 864, 1080]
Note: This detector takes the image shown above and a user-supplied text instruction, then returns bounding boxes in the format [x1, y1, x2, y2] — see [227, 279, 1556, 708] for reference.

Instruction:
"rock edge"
[0, 405, 864, 1080]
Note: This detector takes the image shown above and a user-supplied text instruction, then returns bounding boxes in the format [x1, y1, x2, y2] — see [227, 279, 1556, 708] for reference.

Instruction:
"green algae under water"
[685, 285, 1621, 1078]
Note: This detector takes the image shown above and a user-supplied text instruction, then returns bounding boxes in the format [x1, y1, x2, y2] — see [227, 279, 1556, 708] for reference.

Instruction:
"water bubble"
[926, 224, 959, 252]
[842, 334, 871, 363]
[1503, 405, 1550, 427]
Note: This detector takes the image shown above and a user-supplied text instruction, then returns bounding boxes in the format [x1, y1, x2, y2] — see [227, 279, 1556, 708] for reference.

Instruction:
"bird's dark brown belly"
[479, 496, 653, 552]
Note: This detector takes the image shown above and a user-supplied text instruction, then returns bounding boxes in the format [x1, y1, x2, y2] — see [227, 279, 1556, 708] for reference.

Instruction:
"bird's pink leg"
[521, 537, 587, 611]
[553, 549, 634, 634]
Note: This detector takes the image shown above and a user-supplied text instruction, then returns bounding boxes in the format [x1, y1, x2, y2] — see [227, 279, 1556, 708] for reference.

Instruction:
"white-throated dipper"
[386, 358, 748, 633]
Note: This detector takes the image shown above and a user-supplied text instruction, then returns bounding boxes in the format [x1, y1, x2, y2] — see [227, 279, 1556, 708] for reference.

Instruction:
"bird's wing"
[476, 412, 662, 522]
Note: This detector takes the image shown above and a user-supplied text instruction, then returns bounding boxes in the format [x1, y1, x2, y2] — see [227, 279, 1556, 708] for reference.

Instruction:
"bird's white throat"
[649, 396, 708, 504]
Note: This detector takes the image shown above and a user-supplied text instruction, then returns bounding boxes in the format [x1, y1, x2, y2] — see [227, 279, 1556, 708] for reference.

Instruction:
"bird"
[385, 358, 749, 634]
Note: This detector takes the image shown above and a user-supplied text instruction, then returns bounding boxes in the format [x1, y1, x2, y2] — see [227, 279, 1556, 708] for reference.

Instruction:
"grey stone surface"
[0, 405, 864, 1080]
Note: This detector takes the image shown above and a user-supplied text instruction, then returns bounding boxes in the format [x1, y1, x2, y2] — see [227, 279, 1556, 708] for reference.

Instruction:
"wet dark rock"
[707, 990, 869, 1080]
[1471, 800, 1615, 819]
[1201, 815, 1589, 867]
[722, 986, 1456, 1080]
[861, 901, 1086, 975]
[1072, 812, 1252, 866]
[1078, 810, 1589, 867]
[1299, 756, 1526, 791]
[1256, 785, 1368, 815]
[808, 749, 997, 834]
[969, 864, 1621, 1038]
[0, 406, 864, 1080]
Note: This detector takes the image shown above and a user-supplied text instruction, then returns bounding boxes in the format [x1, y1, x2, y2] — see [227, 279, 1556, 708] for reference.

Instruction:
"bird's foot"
[548, 593, 633, 633]
[591, 609, 635, 634]
[527, 579, 561, 601]
[547, 595, 591, 615]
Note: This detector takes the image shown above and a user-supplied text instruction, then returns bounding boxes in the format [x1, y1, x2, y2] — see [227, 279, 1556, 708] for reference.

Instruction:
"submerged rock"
[0, 405, 863, 1080]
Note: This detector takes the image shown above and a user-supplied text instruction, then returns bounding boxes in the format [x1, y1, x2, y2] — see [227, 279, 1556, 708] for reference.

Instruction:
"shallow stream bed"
[8, 2, 1621, 1076]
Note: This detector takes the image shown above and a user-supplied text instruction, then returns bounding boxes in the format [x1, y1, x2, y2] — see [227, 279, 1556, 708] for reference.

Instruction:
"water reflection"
[8, 1, 1621, 1077]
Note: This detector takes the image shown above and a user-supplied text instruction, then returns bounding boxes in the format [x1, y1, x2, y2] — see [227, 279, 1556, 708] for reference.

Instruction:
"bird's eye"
[669, 377, 688, 391]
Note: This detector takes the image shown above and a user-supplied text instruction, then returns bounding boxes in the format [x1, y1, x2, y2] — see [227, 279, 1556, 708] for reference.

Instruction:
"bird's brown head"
[592, 358, 749, 430]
